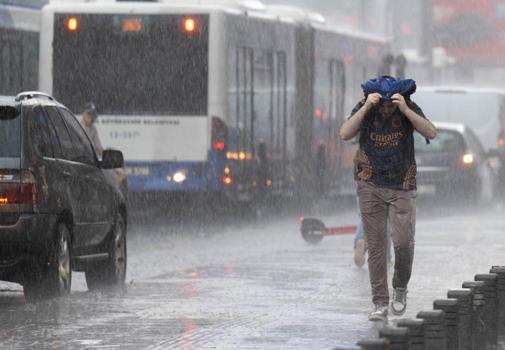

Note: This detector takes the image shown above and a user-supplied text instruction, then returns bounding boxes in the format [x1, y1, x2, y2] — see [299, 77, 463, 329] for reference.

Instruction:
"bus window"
[236, 47, 254, 154]
[274, 52, 287, 167]
[52, 14, 209, 116]
[252, 49, 271, 151]
[0, 29, 38, 95]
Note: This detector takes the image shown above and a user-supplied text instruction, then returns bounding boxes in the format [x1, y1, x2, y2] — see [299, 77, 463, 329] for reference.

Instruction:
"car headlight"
[458, 152, 476, 170]
[462, 153, 474, 164]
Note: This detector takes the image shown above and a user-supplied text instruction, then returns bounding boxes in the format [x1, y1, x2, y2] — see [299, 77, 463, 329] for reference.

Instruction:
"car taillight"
[211, 116, 228, 152]
[0, 170, 37, 205]
[223, 176, 232, 186]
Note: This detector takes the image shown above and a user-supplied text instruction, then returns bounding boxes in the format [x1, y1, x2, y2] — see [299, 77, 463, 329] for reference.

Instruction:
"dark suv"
[0, 92, 127, 301]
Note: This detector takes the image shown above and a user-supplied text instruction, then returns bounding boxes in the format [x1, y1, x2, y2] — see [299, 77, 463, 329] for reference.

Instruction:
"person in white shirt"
[80, 102, 127, 191]
[80, 102, 103, 156]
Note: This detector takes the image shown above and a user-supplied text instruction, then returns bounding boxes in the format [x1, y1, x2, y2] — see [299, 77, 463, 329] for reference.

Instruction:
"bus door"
[249, 50, 288, 194]
[271, 51, 288, 192]
[233, 46, 255, 195]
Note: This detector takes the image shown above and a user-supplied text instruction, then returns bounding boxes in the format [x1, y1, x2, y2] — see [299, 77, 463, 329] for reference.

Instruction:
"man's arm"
[340, 93, 381, 141]
[391, 93, 437, 140]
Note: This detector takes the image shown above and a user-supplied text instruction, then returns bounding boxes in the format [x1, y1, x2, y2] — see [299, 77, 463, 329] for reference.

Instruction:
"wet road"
[0, 196, 504, 349]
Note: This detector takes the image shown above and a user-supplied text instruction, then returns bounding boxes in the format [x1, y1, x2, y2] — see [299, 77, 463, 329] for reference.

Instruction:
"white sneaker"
[391, 288, 407, 315]
[368, 304, 388, 321]
[354, 239, 366, 268]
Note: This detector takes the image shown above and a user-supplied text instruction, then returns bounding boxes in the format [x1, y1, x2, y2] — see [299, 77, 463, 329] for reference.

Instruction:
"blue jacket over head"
[361, 75, 416, 100]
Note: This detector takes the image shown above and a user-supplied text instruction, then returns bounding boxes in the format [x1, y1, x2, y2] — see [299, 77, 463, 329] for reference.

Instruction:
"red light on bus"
[183, 18, 196, 32]
[212, 141, 226, 151]
[123, 18, 143, 33]
[66, 17, 79, 31]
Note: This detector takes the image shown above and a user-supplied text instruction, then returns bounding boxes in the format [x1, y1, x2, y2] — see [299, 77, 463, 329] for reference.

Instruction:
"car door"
[58, 108, 114, 249]
[24, 105, 65, 214]
[45, 106, 85, 248]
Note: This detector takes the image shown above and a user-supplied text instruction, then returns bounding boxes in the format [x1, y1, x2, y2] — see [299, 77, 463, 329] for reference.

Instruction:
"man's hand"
[393, 93, 437, 140]
[364, 93, 382, 111]
[340, 96, 380, 141]
[391, 93, 408, 113]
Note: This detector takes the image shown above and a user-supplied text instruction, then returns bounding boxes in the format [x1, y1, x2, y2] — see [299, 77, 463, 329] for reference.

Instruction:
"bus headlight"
[170, 171, 187, 184]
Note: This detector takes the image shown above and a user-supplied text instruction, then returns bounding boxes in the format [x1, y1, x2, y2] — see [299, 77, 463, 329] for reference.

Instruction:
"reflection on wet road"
[0, 197, 504, 349]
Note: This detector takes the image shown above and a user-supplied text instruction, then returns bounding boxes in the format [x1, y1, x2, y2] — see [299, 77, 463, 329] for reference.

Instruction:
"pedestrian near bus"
[80, 102, 127, 191]
[340, 76, 437, 321]
[80, 102, 103, 156]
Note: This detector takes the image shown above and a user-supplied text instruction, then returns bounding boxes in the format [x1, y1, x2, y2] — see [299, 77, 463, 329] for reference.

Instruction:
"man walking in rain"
[339, 76, 437, 321]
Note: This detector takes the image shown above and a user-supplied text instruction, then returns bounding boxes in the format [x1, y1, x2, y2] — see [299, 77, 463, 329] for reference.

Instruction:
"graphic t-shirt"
[350, 99, 426, 190]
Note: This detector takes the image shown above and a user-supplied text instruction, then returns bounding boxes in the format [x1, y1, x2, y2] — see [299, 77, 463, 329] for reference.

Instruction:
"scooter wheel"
[300, 218, 325, 245]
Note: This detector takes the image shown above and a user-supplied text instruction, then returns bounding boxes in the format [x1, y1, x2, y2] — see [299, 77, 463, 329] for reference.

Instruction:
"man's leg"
[386, 223, 392, 264]
[354, 194, 365, 248]
[354, 221, 365, 247]
[357, 181, 389, 306]
[354, 220, 366, 267]
[388, 189, 416, 289]
[354, 193, 367, 267]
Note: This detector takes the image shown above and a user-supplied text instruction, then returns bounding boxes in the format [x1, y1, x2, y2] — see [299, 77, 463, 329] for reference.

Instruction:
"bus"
[39, 0, 390, 205]
[0, 2, 41, 95]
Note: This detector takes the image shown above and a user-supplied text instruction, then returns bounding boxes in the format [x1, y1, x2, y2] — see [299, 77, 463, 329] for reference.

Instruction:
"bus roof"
[45, 0, 388, 43]
[0, 2, 41, 31]
[1, 0, 47, 9]
[47, 0, 267, 14]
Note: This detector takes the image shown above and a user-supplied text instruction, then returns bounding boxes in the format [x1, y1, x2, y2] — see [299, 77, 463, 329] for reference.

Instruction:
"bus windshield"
[52, 14, 209, 116]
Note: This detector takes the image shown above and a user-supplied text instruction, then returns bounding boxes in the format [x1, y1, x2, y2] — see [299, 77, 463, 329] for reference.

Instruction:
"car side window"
[25, 106, 54, 158]
[45, 106, 74, 161]
[44, 108, 63, 159]
[59, 108, 96, 166]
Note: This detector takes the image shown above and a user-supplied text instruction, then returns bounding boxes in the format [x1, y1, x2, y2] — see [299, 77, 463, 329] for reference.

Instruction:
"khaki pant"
[357, 181, 416, 306]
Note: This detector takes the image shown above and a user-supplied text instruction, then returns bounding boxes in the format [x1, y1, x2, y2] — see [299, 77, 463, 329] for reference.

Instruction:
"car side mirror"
[101, 149, 124, 169]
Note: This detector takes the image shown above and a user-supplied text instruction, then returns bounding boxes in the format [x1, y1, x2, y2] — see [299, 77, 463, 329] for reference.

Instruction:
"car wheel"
[24, 223, 72, 301]
[85, 214, 127, 290]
